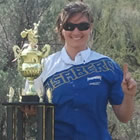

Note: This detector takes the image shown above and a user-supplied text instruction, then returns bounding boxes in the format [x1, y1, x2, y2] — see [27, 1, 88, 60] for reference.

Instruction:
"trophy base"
[22, 95, 39, 102]
[2, 102, 54, 140]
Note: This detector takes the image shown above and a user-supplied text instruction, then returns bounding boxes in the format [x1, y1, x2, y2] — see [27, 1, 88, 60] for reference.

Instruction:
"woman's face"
[62, 13, 92, 51]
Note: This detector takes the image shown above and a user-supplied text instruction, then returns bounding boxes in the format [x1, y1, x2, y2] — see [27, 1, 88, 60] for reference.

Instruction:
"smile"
[72, 37, 81, 40]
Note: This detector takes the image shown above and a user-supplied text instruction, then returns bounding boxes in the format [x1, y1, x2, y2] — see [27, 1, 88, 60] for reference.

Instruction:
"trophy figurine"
[7, 87, 15, 103]
[13, 21, 50, 102]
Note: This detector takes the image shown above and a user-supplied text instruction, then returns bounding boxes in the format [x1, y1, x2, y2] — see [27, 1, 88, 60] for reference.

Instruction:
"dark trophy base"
[2, 102, 54, 140]
[22, 95, 39, 102]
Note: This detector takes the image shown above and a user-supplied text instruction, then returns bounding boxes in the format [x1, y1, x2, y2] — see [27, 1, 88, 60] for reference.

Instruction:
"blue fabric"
[43, 57, 124, 140]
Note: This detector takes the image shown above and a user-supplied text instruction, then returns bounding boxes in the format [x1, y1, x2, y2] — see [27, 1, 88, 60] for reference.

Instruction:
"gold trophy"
[13, 21, 50, 102]
[3, 22, 54, 140]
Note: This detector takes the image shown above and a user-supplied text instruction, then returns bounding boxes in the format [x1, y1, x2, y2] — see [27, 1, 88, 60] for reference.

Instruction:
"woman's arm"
[112, 64, 137, 123]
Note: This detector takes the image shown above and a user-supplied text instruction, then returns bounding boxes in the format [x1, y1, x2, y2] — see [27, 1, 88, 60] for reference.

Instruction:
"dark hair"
[56, 1, 94, 42]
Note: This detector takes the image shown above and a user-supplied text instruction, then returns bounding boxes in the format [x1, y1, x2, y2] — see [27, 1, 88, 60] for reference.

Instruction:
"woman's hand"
[121, 64, 137, 97]
[20, 105, 37, 116]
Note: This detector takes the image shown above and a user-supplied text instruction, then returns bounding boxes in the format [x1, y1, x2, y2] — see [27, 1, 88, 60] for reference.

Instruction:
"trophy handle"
[13, 45, 21, 59]
[41, 44, 51, 58]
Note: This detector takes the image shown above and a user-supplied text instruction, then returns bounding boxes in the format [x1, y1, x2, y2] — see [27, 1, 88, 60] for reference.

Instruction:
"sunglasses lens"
[63, 22, 90, 31]
[63, 23, 75, 31]
[78, 23, 90, 31]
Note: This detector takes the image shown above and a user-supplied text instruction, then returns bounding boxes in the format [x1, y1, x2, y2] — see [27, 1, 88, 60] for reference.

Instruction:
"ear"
[61, 29, 64, 36]
[61, 30, 65, 43]
[90, 23, 93, 30]
[90, 30, 93, 36]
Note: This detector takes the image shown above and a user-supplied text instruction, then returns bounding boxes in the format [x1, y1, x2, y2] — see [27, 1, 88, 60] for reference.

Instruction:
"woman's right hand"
[20, 105, 37, 116]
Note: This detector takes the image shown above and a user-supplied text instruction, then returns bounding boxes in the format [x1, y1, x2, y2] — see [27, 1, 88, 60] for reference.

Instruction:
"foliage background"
[0, 0, 139, 139]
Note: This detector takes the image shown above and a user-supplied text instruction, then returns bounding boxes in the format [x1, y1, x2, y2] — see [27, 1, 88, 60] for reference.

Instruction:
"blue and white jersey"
[35, 47, 124, 140]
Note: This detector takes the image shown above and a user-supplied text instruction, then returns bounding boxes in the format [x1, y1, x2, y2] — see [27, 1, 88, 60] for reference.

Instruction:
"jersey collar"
[61, 47, 91, 65]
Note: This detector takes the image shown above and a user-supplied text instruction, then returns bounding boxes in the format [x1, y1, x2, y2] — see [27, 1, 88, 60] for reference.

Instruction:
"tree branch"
[0, 18, 10, 45]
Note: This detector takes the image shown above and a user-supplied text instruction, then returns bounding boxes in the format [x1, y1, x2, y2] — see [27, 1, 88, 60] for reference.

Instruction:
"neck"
[65, 45, 87, 60]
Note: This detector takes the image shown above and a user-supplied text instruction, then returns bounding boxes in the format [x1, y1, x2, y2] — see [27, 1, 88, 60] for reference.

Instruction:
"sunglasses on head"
[63, 22, 90, 31]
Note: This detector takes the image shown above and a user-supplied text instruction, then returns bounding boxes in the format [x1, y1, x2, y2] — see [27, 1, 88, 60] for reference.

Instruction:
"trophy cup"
[3, 22, 54, 140]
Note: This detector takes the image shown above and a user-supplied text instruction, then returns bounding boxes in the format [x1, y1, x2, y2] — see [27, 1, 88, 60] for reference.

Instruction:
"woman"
[25, 1, 137, 140]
